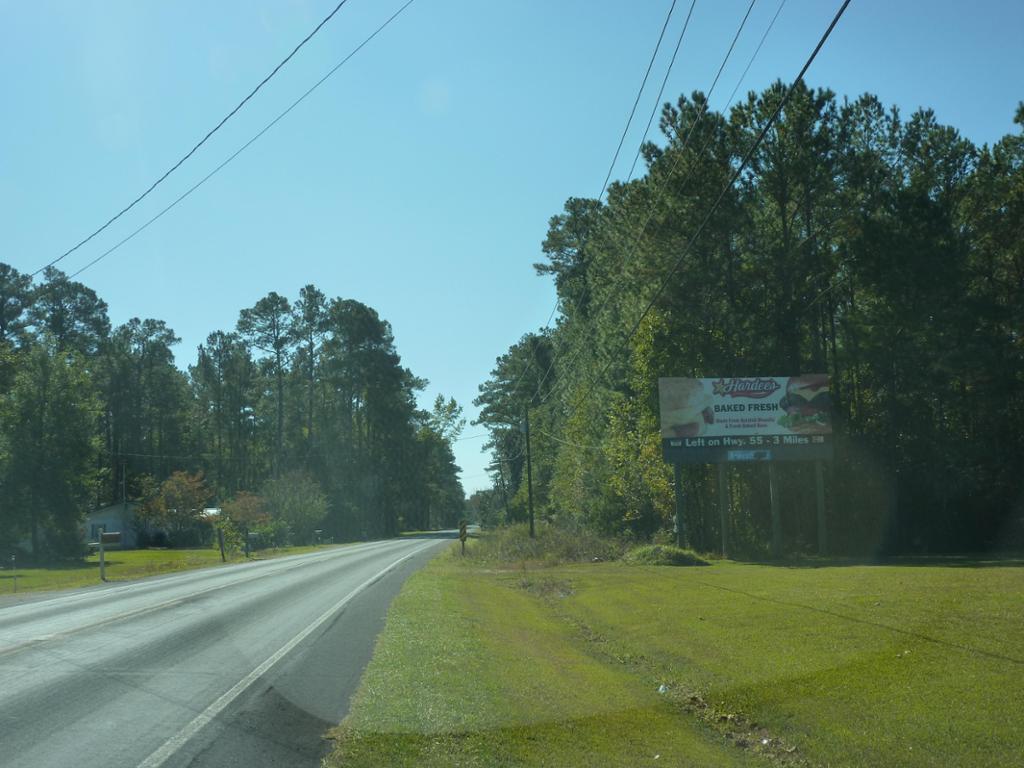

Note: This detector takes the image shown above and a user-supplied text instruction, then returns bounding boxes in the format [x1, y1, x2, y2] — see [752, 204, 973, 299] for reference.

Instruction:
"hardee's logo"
[712, 377, 780, 399]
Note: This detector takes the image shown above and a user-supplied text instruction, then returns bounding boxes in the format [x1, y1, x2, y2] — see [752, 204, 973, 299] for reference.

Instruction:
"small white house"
[83, 502, 141, 548]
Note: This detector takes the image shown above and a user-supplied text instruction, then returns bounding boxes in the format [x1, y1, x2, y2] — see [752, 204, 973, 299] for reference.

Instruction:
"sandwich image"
[777, 374, 831, 434]
[660, 379, 714, 437]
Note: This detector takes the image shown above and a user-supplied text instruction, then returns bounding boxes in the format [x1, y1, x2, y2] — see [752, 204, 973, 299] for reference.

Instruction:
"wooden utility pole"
[120, 459, 127, 512]
[523, 408, 535, 538]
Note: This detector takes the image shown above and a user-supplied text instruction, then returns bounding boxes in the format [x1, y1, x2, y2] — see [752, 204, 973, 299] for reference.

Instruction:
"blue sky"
[2, 0, 1022, 492]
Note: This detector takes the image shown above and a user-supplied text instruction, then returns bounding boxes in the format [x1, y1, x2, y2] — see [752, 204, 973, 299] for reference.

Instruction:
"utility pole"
[523, 407, 535, 539]
[492, 460, 510, 524]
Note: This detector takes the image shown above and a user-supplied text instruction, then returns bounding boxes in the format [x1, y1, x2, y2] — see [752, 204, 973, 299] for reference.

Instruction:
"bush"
[622, 544, 709, 567]
[262, 471, 327, 545]
[212, 517, 244, 554]
[249, 518, 290, 550]
[461, 522, 625, 566]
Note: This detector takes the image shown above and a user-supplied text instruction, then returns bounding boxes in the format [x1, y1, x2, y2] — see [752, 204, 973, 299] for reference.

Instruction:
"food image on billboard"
[777, 375, 832, 434]
[659, 375, 833, 463]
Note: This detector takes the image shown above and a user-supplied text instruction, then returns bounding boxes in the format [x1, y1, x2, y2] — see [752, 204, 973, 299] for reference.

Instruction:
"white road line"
[135, 539, 437, 768]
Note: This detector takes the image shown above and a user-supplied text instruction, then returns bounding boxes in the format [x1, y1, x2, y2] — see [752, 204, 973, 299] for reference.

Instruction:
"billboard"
[659, 375, 833, 463]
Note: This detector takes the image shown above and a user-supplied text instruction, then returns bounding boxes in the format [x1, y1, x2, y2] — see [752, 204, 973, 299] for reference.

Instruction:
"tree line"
[0, 272, 464, 558]
[475, 83, 1023, 556]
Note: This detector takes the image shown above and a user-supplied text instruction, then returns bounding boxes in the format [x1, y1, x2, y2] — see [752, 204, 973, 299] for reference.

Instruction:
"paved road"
[0, 535, 449, 767]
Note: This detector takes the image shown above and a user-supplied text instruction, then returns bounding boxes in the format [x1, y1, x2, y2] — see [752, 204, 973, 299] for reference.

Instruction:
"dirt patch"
[513, 576, 575, 599]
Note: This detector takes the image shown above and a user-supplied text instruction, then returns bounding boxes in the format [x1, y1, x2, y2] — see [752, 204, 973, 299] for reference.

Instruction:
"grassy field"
[327, 539, 1024, 767]
[0, 543, 340, 595]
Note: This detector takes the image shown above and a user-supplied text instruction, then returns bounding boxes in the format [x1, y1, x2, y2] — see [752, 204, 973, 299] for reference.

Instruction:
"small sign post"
[10, 554, 16, 594]
[815, 459, 827, 555]
[459, 520, 468, 555]
[673, 463, 686, 548]
[98, 531, 121, 582]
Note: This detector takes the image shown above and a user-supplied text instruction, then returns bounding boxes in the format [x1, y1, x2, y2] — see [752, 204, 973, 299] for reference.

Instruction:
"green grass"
[0, 543, 344, 594]
[328, 549, 754, 767]
[328, 537, 1024, 767]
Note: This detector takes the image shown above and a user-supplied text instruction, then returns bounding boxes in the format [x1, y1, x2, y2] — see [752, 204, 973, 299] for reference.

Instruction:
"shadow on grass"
[1, 559, 101, 572]
[331, 704, 757, 767]
[731, 553, 1024, 569]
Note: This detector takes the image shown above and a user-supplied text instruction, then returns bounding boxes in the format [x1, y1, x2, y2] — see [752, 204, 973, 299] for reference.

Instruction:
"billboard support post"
[718, 464, 729, 558]
[769, 463, 782, 559]
[659, 376, 834, 558]
[816, 460, 827, 555]
[673, 462, 686, 548]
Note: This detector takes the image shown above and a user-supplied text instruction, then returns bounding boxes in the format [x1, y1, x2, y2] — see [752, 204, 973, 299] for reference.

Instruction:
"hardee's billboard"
[659, 376, 833, 463]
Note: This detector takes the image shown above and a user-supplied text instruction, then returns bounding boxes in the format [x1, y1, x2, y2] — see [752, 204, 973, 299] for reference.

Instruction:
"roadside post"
[659, 376, 834, 560]
[815, 460, 827, 555]
[718, 464, 729, 558]
[673, 462, 686, 548]
[99, 531, 121, 582]
[459, 520, 468, 555]
[522, 408, 536, 539]
[769, 463, 782, 558]
[10, 554, 16, 594]
[217, 527, 226, 562]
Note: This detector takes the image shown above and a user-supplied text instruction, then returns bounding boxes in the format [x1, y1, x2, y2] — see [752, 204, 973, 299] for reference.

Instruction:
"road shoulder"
[326, 547, 751, 767]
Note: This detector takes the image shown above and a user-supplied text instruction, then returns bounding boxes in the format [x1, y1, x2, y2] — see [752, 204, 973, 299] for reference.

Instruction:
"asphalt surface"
[0, 535, 450, 768]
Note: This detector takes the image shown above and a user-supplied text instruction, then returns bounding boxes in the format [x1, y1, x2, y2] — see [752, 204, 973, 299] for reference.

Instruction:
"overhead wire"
[64, 0, 418, 281]
[482, 0, 760, 484]
[625, 0, 700, 182]
[34, 0, 356, 277]
[534, 427, 604, 452]
[501, 0, 684, 405]
[531, 0, 761, 407]
[597, 0, 680, 202]
[573, 0, 853, 410]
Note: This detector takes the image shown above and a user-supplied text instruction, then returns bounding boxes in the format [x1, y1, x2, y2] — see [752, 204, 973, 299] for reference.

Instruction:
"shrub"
[249, 518, 291, 550]
[622, 544, 709, 567]
[461, 522, 625, 566]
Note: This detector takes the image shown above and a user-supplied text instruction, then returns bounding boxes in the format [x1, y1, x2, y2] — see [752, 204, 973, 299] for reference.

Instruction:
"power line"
[502, 0, 683, 405]
[626, 0, 699, 183]
[598, 0, 790, 352]
[34, 0, 356, 278]
[577, 0, 853, 408]
[723, 0, 787, 109]
[532, 0, 760, 406]
[597, 0, 680, 202]
[534, 427, 603, 452]
[64, 0, 417, 281]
